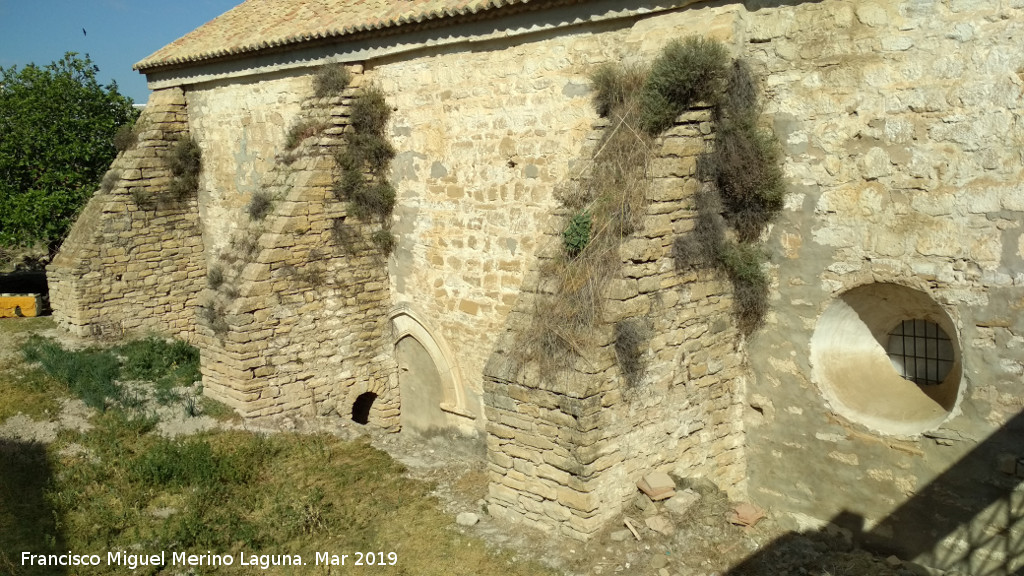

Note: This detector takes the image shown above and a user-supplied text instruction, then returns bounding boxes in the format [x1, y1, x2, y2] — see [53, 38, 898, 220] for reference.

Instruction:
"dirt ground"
[0, 317, 930, 576]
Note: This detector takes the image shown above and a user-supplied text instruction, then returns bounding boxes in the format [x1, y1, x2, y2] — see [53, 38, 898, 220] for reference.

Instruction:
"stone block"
[637, 471, 676, 501]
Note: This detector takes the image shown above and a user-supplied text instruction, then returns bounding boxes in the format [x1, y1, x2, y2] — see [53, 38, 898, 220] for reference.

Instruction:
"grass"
[0, 321, 563, 576]
[19, 335, 201, 411]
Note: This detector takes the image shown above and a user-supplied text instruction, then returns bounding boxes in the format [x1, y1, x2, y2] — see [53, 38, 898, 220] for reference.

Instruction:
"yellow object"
[0, 295, 39, 317]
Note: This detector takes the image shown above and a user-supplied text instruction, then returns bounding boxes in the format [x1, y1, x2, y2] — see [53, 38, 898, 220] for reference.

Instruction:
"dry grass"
[516, 63, 653, 376]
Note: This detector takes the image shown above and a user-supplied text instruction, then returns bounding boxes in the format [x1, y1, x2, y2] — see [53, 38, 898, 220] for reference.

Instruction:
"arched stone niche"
[810, 283, 963, 436]
[389, 304, 475, 435]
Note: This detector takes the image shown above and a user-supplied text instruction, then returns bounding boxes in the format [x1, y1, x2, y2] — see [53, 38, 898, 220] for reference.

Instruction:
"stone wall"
[482, 108, 747, 539]
[193, 69, 399, 423]
[731, 0, 1024, 570]
[374, 1, 741, 436]
[48, 87, 205, 341]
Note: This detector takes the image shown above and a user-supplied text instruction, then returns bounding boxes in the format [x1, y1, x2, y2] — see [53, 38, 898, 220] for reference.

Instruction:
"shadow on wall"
[0, 439, 66, 576]
[727, 412, 1024, 576]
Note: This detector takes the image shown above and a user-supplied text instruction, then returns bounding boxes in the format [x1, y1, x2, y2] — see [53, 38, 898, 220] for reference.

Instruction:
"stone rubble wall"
[48, 87, 205, 341]
[195, 69, 399, 425]
[483, 108, 747, 540]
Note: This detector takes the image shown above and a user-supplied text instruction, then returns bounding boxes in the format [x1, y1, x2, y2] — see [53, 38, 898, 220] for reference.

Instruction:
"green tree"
[0, 52, 138, 251]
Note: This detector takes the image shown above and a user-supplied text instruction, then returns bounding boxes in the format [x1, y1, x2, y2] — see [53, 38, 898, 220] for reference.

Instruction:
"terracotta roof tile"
[135, 0, 550, 72]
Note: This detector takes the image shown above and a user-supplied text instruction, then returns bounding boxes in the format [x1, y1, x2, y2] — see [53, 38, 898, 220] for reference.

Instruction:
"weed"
[313, 63, 352, 98]
[200, 300, 229, 335]
[344, 131, 397, 172]
[331, 217, 359, 252]
[719, 240, 770, 331]
[590, 62, 648, 118]
[284, 119, 328, 150]
[706, 121, 785, 243]
[113, 122, 137, 152]
[673, 188, 725, 270]
[117, 336, 201, 395]
[639, 36, 729, 135]
[615, 318, 651, 387]
[168, 135, 201, 200]
[129, 187, 151, 207]
[201, 396, 239, 422]
[563, 211, 591, 258]
[208, 264, 225, 289]
[371, 229, 396, 256]
[350, 180, 397, 221]
[130, 437, 256, 487]
[247, 188, 275, 220]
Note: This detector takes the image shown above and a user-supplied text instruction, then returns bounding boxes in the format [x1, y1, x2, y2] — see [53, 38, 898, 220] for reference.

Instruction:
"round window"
[810, 283, 962, 436]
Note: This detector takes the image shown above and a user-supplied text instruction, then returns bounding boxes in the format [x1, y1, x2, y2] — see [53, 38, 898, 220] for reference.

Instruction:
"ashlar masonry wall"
[49, 87, 205, 340]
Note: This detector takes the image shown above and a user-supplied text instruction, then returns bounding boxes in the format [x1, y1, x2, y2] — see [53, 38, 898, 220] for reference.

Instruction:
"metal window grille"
[886, 319, 954, 386]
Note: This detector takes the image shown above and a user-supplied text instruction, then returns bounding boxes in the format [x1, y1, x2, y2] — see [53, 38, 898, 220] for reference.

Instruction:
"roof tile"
[135, 0, 547, 72]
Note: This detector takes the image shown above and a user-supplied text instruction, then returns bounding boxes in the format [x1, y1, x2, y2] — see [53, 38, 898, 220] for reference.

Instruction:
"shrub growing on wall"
[331, 83, 397, 254]
[168, 136, 202, 200]
[313, 64, 352, 98]
[522, 36, 784, 384]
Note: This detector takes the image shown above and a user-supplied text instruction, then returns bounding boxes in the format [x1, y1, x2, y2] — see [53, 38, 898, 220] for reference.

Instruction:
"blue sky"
[0, 0, 241, 103]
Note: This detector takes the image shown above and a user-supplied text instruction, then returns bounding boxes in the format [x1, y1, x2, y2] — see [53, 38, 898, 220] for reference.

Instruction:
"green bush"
[563, 211, 591, 258]
[639, 37, 729, 135]
[707, 121, 785, 243]
[345, 132, 396, 172]
[719, 240, 770, 333]
[350, 181, 396, 222]
[313, 63, 352, 98]
[371, 229, 396, 256]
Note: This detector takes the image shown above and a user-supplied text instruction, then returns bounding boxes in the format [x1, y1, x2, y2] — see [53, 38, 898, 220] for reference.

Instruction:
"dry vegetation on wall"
[131, 134, 202, 209]
[674, 59, 785, 333]
[519, 37, 783, 383]
[331, 82, 398, 255]
[198, 65, 399, 338]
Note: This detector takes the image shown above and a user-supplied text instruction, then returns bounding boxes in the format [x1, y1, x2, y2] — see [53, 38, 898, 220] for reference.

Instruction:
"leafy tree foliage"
[0, 53, 138, 250]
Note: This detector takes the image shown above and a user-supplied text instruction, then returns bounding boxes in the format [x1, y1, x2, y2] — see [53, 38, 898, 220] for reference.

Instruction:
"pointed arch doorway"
[390, 305, 474, 436]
